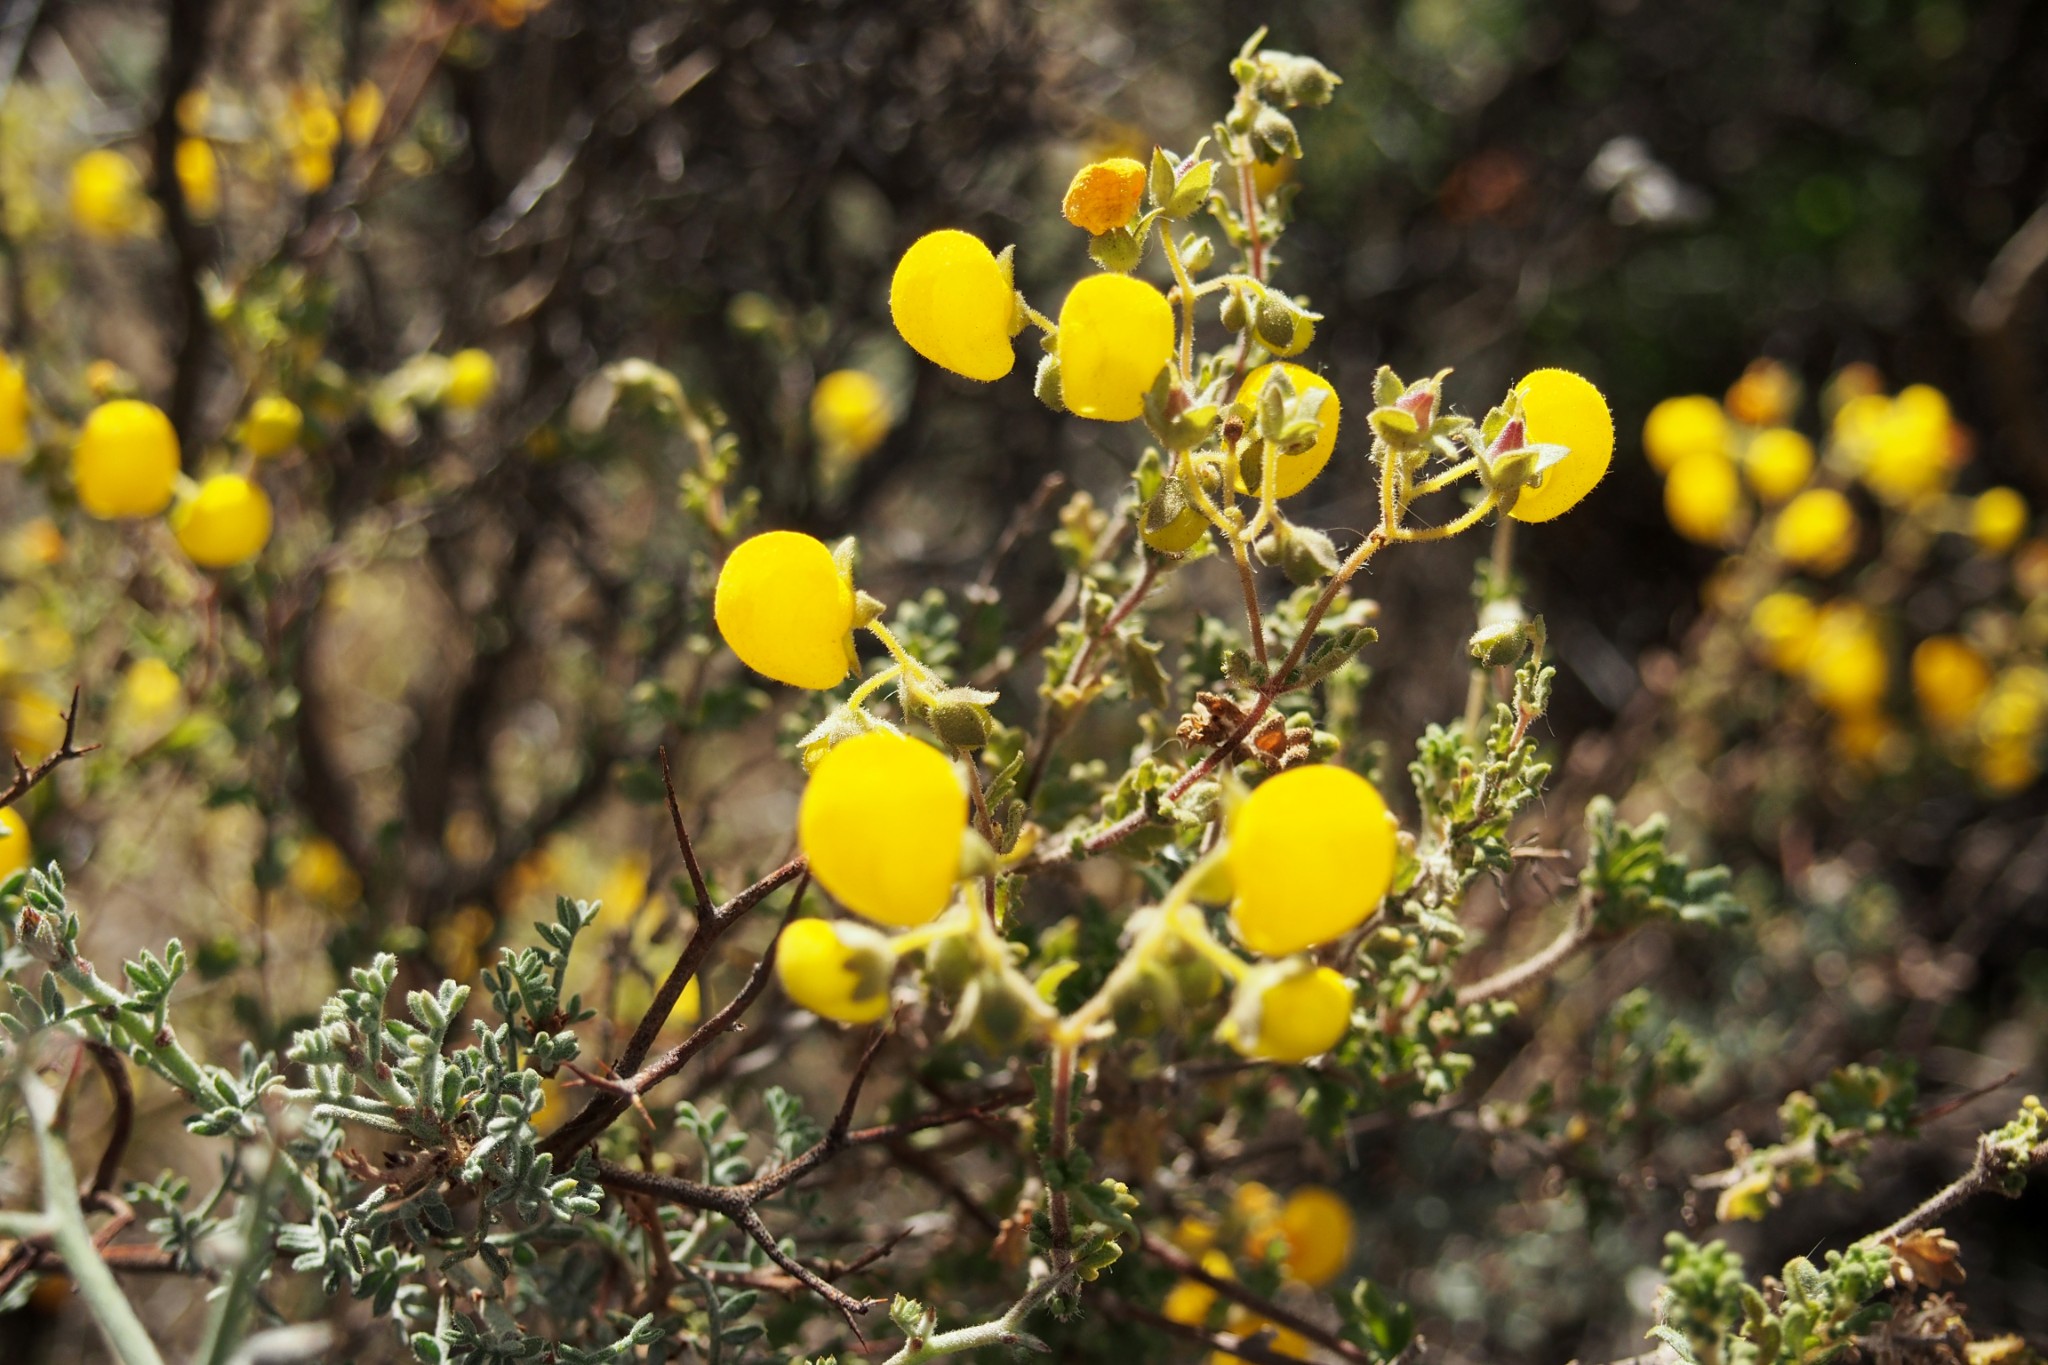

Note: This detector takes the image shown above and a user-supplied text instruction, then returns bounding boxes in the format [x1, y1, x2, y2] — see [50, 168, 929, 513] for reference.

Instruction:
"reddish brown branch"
[1, 687, 98, 812]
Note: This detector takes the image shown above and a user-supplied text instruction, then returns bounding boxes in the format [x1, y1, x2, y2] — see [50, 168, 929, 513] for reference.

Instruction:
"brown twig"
[658, 745, 713, 917]
[0, 687, 99, 811]
[542, 862, 809, 1161]
[1454, 888, 1598, 1008]
[81, 1040, 133, 1199]
[1868, 1126, 2048, 1245]
[1109, 1291, 1351, 1365]
[1138, 1231, 1376, 1365]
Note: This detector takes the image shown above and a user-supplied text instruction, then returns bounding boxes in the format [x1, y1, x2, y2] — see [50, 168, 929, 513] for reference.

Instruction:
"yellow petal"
[799, 731, 965, 927]
[889, 230, 1016, 382]
[1232, 364, 1341, 500]
[713, 531, 856, 690]
[73, 400, 180, 519]
[1508, 368, 1613, 523]
[1228, 765, 1394, 956]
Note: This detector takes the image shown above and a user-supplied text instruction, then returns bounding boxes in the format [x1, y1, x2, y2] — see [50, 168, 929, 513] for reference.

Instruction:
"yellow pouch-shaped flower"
[713, 531, 856, 690]
[174, 474, 274, 568]
[1233, 363, 1340, 500]
[1056, 273, 1174, 422]
[1508, 368, 1613, 523]
[799, 731, 966, 927]
[889, 230, 1017, 383]
[1228, 764, 1394, 956]
[74, 400, 180, 519]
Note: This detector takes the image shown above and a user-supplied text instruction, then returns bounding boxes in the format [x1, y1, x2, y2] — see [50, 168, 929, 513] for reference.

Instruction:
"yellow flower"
[1971, 487, 2028, 556]
[173, 474, 273, 568]
[1055, 273, 1175, 422]
[175, 138, 220, 220]
[776, 917, 895, 1023]
[1975, 739, 2038, 795]
[810, 370, 893, 462]
[7, 519, 64, 570]
[799, 731, 966, 927]
[1232, 364, 1340, 499]
[1642, 395, 1729, 474]
[1862, 384, 1954, 505]
[713, 530, 857, 690]
[445, 349, 499, 409]
[73, 400, 180, 519]
[117, 656, 184, 730]
[889, 230, 1017, 383]
[69, 149, 149, 239]
[290, 144, 334, 193]
[1979, 667, 2048, 750]
[344, 81, 385, 146]
[1804, 605, 1887, 715]
[243, 396, 304, 457]
[1507, 368, 1613, 523]
[1663, 450, 1743, 544]
[1162, 1249, 1235, 1327]
[1912, 636, 1990, 733]
[1276, 1186, 1353, 1287]
[1725, 358, 1798, 427]
[1225, 964, 1353, 1063]
[0, 807, 31, 882]
[1061, 157, 1148, 235]
[0, 352, 28, 459]
[1742, 428, 1814, 503]
[6, 690, 68, 762]
[1772, 488, 1859, 574]
[1830, 710, 1897, 767]
[1748, 591, 1817, 673]
[1228, 764, 1394, 956]
[290, 836, 362, 911]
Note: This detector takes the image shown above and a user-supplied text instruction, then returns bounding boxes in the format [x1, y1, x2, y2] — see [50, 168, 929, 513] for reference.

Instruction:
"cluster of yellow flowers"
[1648, 361, 2046, 790]
[1163, 1184, 1355, 1362]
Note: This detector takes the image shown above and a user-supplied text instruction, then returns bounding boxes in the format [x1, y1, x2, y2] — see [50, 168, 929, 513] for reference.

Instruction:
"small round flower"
[1232, 364, 1340, 500]
[0, 352, 28, 460]
[1228, 765, 1395, 957]
[1162, 1249, 1236, 1326]
[1912, 636, 1991, 733]
[1804, 605, 1887, 715]
[1276, 1187, 1354, 1288]
[810, 370, 893, 462]
[1772, 488, 1859, 574]
[344, 81, 385, 146]
[174, 138, 220, 221]
[713, 531, 856, 690]
[243, 395, 304, 457]
[1862, 384, 1954, 506]
[776, 917, 895, 1023]
[1975, 738, 2038, 795]
[0, 807, 30, 882]
[290, 836, 362, 910]
[1663, 451, 1743, 544]
[73, 399, 180, 519]
[1725, 359, 1798, 427]
[69, 149, 149, 239]
[1506, 368, 1613, 523]
[889, 230, 1017, 383]
[1055, 273, 1175, 423]
[1062, 157, 1148, 235]
[1742, 428, 1814, 503]
[1642, 395, 1729, 474]
[173, 474, 274, 568]
[1748, 591, 1817, 674]
[799, 731, 967, 927]
[1224, 963, 1354, 1063]
[445, 348, 499, 409]
[1971, 487, 2028, 556]
[117, 655, 184, 732]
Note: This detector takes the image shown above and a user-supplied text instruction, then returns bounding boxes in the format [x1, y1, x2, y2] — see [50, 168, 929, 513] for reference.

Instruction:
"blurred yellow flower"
[1749, 591, 1817, 673]
[1971, 487, 2028, 556]
[243, 395, 304, 457]
[445, 349, 499, 410]
[1772, 488, 1858, 575]
[344, 81, 385, 146]
[117, 656, 185, 730]
[69, 149, 150, 240]
[74, 400, 180, 520]
[1642, 395, 1728, 474]
[776, 917, 895, 1023]
[1804, 605, 1887, 716]
[1860, 385, 1955, 506]
[0, 807, 30, 881]
[1276, 1186, 1353, 1287]
[1725, 358, 1798, 427]
[1663, 450, 1742, 544]
[1912, 636, 1991, 733]
[6, 689, 70, 762]
[175, 138, 220, 220]
[173, 474, 274, 569]
[290, 836, 363, 912]
[0, 352, 28, 459]
[1742, 428, 1814, 504]
[809, 370, 893, 464]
